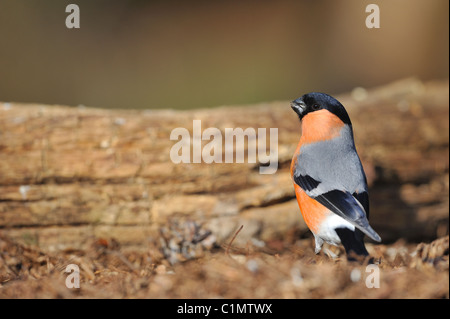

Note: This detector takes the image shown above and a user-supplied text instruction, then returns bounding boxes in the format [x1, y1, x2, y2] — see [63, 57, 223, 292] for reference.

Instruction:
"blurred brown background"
[0, 0, 448, 110]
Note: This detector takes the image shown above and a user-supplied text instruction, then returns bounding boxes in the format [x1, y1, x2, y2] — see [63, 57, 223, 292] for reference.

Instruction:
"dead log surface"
[0, 78, 448, 253]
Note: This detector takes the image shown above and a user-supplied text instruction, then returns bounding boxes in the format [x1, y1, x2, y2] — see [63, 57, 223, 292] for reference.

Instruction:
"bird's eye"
[312, 103, 321, 110]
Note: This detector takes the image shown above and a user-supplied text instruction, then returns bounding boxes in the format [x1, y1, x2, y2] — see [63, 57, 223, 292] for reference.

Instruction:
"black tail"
[335, 228, 371, 262]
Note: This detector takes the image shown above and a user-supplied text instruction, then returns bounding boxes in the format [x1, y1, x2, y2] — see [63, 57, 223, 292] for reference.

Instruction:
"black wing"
[293, 174, 320, 192]
[293, 174, 380, 242]
[314, 189, 381, 242]
[353, 191, 369, 219]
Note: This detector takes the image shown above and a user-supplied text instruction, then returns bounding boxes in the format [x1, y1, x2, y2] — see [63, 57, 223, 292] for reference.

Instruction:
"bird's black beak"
[290, 98, 306, 117]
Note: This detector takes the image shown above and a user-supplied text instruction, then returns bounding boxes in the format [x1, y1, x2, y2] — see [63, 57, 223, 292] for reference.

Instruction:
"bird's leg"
[313, 234, 324, 254]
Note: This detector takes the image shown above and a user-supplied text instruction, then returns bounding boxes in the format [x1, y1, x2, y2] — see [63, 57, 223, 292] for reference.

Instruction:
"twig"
[226, 225, 243, 256]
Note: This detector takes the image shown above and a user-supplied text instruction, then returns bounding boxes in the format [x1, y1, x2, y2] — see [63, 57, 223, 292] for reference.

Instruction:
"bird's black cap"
[291, 92, 352, 125]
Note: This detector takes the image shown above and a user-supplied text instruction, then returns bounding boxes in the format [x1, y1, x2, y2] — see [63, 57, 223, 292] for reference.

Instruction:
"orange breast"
[290, 140, 302, 177]
[294, 184, 329, 233]
[300, 109, 344, 145]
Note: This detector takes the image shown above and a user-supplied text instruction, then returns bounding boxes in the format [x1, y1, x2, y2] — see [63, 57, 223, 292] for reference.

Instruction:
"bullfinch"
[290, 92, 381, 260]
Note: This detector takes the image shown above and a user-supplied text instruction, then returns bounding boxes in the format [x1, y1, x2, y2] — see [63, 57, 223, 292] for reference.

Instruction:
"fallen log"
[0, 78, 448, 252]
